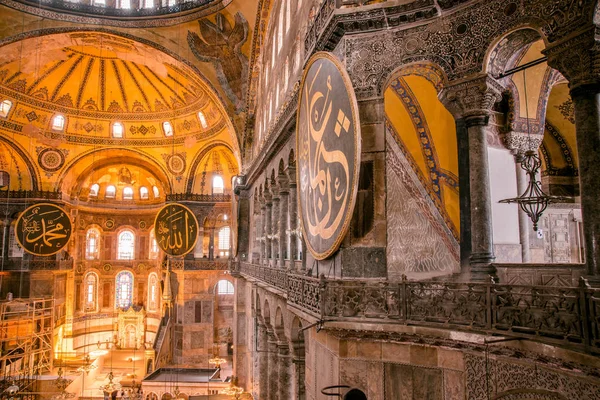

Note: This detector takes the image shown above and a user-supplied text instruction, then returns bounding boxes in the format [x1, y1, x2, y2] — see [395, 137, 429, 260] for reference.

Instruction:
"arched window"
[115, 271, 134, 308]
[152, 186, 160, 198]
[198, 111, 208, 129]
[89, 183, 100, 197]
[218, 226, 230, 257]
[149, 229, 159, 260]
[117, 230, 135, 260]
[112, 122, 124, 138]
[94, 0, 105, 5]
[145, 0, 153, 7]
[140, 186, 149, 200]
[123, 187, 134, 200]
[163, 121, 173, 137]
[148, 273, 158, 312]
[213, 175, 224, 194]
[85, 228, 100, 260]
[0, 100, 12, 118]
[52, 115, 65, 131]
[106, 185, 116, 198]
[217, 280, 234, 295]
[85, 273, 98, 311]
[119, 0, 130, 8]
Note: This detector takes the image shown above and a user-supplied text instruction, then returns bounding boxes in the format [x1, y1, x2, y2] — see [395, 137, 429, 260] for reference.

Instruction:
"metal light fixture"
[77, 354, 97, 375]
[499, 68, 568, 230]
[99, 371, 121, 393]
[220, 382, 244, 399]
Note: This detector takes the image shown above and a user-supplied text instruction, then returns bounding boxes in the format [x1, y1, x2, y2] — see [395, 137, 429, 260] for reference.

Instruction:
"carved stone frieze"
[545, 30, 600, 89]
[499, 131, 544, 154]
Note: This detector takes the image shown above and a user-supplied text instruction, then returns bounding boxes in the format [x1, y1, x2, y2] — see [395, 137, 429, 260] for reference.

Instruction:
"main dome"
[0, 32, 228, 147]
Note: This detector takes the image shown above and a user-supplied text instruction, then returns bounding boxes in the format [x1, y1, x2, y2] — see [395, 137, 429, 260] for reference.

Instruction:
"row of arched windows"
[0, 99, 209, 137]
[83, 271, 232, 312]
[89, 184, 160, 200]
[84, 226, 230, 260]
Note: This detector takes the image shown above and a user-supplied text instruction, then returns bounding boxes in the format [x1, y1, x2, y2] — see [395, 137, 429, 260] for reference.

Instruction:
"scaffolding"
[0, 298, 54, 398]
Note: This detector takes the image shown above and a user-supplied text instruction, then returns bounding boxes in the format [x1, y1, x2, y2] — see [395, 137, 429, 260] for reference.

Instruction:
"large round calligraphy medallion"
[154, 203, 199, 257]
[15, 203, 72, 256]
[296, 52, 361, 260]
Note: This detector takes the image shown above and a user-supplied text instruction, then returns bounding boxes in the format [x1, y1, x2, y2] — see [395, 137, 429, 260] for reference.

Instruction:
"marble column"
[440, 74, 503, 280]
[570, 83, 600, 276]
[277, 341, 291, 399]
[209, 228, 215, 260]
[514, 153, 531, 263]
[267, 331, 279, 400]
[278, 184, 289, 269]
[264, 192, 273, 265]
[291, 340, 306, 400]
[287, 167, 298, 269]
[257, 320, 269, 399]
[259, 201, 266, 265]
[2, 219, 9, 260]
[271, 193, 280, 266]
[546, 33, 600, 277]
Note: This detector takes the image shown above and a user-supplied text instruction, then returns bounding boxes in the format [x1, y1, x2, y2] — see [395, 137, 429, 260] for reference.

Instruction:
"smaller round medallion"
[104, 219, 115, 229]
[166, 154, 186, 175]
[103, 264, 112, 272]
[139, 220, 147, 230]
[38, 148, 65, 172]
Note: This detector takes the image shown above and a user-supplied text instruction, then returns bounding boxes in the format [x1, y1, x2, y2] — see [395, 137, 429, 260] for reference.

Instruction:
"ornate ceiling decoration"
[0, 32, 229, 146]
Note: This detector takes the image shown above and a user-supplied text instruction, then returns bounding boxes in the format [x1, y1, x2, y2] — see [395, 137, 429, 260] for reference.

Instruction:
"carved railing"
[0, 190, 62, 200]
[166, 193, 231, 202]
[161, 259, 228, 270]
[2, 259, 73, 270]
[238, 263, 600, 353]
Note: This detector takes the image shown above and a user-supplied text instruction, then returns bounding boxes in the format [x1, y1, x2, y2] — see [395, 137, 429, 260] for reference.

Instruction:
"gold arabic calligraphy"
[16, 204, 72, 256]
[300, 62, 351, 241]
[154, 204, 198, 256]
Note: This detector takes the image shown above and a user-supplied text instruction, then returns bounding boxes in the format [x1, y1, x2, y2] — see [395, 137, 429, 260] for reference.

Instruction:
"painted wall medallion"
[163, 153, 187, 176]
[296, 52, 361, 260]
[38, 148, 65, 172]
[15, 203, 72, 256]
[104, 219, 115, 230]
[154, 203, 198, 256]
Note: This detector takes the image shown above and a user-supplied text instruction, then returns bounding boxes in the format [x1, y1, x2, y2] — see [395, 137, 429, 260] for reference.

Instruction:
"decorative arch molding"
[0, 0, 232, 28]
[381, 61, 449, 96]
[57, 147, 173, 195]
[0, 134, 40, 191]
[185, 141, 237, 193]
[0, 27, 239, 153]
[485, 27, 543, 77]
[344, 0, 592, 99]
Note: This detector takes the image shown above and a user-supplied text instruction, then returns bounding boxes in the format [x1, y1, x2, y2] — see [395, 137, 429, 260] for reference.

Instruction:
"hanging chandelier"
[220, 382, 244, 399]
[77, 354, 98, 375]
[499, 68, 569, 230]
[53, 368, 72, 392]
[99, 371, 122, 393]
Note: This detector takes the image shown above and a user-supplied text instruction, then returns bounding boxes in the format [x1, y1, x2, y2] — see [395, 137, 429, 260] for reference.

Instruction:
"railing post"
[319, 275, 326, 321]
[578, 277, 592, 349]
[400, 275, 407, 323]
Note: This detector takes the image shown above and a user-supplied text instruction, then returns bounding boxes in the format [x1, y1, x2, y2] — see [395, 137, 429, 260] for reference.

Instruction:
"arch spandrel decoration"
[296, 52, 361, 260]
[154, 203, 199, 257]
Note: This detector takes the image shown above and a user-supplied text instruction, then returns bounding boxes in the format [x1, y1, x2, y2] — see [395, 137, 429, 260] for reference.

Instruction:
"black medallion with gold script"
[15, 203, 72, 256]
[154, 203, 198, 257]
[296, 52, 361, 260]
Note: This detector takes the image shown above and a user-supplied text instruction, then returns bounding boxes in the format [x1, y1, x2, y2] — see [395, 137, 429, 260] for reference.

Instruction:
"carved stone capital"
[544, 29, 600, 90]
[499, 131, 544, 154]
[439, 74, 504, 121]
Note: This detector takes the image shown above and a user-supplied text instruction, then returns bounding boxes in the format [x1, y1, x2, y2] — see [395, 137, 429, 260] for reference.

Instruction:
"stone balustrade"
[3, 259, 73, 270]
[236, 262, 600, 354]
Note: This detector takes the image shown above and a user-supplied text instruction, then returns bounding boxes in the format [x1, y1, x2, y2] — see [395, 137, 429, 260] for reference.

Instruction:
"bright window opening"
[217, 280, 234, 295]
[123, 187, 133, 200]
[117, 230, 135, 260]
[145, 0, 154, 7]
[198, 111, 208, 129]
[213, 175, 224, 194]
[89, 183, 99, 197]
[52, 115, 65, 131]
[112, 122, 124, 138]
[218, 226, 230, 251]
[85, 228, 100, 260]
[119, 0, 130, 8]
[115, 271, 133, 308]
[106, 185, 116, 198]
[85, 273, 97, 311]
[153, 186, 160, 198]
[140, 186, 149, 200]
[163, 121, 174, 137]
[0, 100, 12, 118]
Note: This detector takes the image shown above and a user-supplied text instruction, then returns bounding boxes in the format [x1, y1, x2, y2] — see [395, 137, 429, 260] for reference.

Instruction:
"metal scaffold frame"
[0, 298, 54, 398]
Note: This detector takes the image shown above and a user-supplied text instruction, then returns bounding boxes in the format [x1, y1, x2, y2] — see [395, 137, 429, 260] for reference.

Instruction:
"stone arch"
[185, 141, 238, 193]
[381, 61, 449, 96]
[278, 158, 285, 175]
[262, 298, 272, 327]
[288, 148, 295, 167]
[274, 306, 285, 340]
[0, 136, 40, 191]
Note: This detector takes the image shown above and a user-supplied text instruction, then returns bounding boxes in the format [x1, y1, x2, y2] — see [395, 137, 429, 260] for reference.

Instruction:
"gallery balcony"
[161, 258, 229, 270]
[1, 259, 73, 271]
[235, 262, 600, 355]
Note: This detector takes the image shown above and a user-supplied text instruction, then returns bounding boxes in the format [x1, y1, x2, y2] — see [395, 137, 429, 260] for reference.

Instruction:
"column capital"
[439, 74, 504, 122]
[544, 29, 600, 91]
[499, 131, 544, 155]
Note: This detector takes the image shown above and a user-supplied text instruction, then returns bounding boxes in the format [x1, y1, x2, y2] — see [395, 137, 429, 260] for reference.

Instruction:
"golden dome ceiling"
[0, 32, 228, 146]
